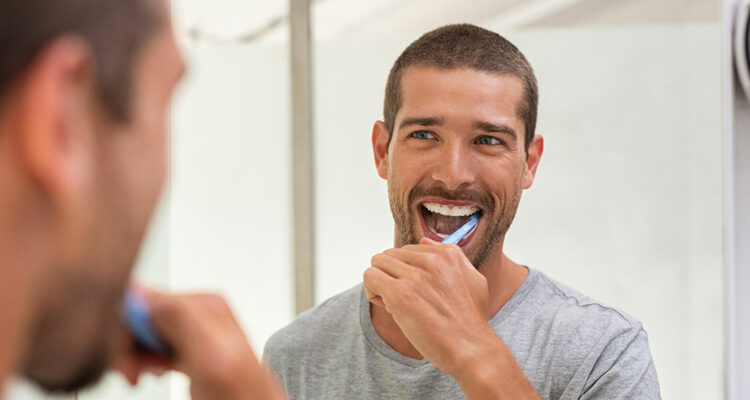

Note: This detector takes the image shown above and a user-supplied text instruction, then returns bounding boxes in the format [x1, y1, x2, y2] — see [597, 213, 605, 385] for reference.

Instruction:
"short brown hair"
[384, 24, 538, 152]
[0, 0, 162, 122]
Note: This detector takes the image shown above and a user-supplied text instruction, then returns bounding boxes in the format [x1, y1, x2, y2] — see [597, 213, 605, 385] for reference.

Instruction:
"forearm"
[451, 334, 540, 400]
[246, 364, 286, 400]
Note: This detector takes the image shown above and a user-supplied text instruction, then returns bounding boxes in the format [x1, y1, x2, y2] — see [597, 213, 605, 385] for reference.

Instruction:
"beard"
[22, 164, 146, 393]
[23, 333, 109, 394]
[388, 179, 523, 269]
[21, 273, 122, 393]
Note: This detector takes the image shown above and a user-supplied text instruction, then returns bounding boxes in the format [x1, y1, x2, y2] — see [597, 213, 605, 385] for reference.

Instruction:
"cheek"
[124, 118, 167, 222]
[388, 151, 423, 189]
[483, 159, 524, 193]
[144, 129, 167, 210]
[147, 130, 167, 189]
[141, 107, 169, 186]
[136, 91, 169, 180]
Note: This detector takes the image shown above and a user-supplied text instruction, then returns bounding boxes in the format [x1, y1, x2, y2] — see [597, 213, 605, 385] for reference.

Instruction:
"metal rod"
[725, 1, 750, 398]
[290, 0, 315, 314]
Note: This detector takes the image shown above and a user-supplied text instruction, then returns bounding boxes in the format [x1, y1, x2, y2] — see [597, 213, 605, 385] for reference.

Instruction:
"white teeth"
[436, 233, 448, 239]
[423, 202, 479, 217]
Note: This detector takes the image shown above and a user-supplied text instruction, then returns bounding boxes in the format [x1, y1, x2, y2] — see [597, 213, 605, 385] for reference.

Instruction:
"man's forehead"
[397, 66, 525, 127]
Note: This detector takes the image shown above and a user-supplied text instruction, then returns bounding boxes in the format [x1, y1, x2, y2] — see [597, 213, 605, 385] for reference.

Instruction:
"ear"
[16, 36, 96, 201]
[522, 134, 544, 189]
[371, 120, 390, 180]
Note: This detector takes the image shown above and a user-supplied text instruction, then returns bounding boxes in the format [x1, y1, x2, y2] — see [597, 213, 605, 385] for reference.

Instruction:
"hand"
[115, 290, 285, 400]
[363, 237, 494, 377]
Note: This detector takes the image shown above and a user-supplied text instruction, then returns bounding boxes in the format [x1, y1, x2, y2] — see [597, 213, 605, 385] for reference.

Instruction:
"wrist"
[450, 333, 502, 391]
[232, 360, 285, 400]
[193, 350, 284, 400]
[450, 333, 539, 400]
[250, 366, 286, 400]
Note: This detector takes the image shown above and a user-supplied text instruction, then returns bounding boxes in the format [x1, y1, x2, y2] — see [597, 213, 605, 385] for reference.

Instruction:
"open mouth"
[419, 201, 481, 242]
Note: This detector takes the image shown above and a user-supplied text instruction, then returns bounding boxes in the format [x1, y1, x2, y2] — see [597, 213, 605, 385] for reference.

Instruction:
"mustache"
[409, 185, 494, 211]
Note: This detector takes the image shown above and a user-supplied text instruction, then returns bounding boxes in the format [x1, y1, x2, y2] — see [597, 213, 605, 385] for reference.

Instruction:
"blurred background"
[7, 0, 730, 399]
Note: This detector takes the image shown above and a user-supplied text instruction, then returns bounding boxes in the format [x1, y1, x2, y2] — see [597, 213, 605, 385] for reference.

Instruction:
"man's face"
[21, 9, 185, 392]
[378, 66, 534, 268]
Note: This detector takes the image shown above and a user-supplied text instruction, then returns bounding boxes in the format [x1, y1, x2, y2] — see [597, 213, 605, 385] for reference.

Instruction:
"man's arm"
[116, 291, 286, 400]
[364, 238, 540, 400]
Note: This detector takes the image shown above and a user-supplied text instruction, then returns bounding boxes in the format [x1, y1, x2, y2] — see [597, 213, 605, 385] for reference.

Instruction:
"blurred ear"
[16, 36, 97, 202]
[371, 121, 390, 180]
[523, 134, 544, 189]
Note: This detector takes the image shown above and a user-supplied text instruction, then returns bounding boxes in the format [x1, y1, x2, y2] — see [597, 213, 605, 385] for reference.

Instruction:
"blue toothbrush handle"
[123, 289, 170, 357]
[441, 213, 481, 245]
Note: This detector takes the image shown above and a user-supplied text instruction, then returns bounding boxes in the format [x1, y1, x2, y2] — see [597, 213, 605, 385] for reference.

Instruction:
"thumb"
[140, 291, 194, 368]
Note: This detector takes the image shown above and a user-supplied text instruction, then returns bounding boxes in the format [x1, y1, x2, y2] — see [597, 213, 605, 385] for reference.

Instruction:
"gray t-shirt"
[264, 268, 661, 399]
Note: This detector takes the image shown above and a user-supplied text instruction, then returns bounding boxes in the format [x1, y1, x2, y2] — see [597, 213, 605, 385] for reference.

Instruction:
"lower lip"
[417, 207, 479, 246]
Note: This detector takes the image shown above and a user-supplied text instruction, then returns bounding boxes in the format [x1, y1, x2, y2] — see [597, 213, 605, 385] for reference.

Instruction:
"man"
[0, 0, 283, 398]
[264, 24, 661, 399]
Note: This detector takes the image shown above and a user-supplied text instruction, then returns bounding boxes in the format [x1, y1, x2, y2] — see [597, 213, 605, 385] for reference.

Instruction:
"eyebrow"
[398, 117, 444, 130]
[474, 121, 517, 140]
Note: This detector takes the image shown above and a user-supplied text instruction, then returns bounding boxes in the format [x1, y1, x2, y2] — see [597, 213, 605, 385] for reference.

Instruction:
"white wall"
[4, 380, 72, 400]
[166, 41, 294, 399]
[313, 24, 723, 399]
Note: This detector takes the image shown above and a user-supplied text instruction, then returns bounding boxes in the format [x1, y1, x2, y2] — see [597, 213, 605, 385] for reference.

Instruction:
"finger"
[142, 292, 207, 371]
[113, 348, 140, 386]
[405, 241, 465, 261]
[116, 353, 170, 385]
[371, 253, 413, 278]
[420, 237, 440, 245]
[363, 266, 397, 309]
[139, 356, 170, 377]
[398, 242, 456, 255]
[383, 246, 449, 270]
[368, 294, 386, 309]
[413, 239, 458, 252]
[113, 320, 152, 386]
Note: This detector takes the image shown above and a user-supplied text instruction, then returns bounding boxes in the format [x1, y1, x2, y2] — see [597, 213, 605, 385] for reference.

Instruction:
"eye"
[410, 130, 436, 140]
[475, 135, 504, 146]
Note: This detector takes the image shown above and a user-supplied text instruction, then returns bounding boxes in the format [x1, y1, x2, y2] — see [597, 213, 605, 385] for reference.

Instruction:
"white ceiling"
[173, 0, 721, 44]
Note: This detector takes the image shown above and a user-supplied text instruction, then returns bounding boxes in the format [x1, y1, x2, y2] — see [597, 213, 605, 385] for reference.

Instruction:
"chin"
[22, 280, 121, 394]
[26, 353, 108, 394]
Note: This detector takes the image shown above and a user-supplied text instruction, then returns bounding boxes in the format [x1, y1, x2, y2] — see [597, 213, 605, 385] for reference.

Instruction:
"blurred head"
[372, 24, 543, 268]
[0, 0, 184, 392]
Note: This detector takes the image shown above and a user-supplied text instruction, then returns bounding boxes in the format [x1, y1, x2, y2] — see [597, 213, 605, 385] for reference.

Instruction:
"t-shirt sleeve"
[580, 325, 661, 399]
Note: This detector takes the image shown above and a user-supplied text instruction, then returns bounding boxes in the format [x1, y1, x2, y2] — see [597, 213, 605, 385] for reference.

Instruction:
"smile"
[419, 201, 481, 242]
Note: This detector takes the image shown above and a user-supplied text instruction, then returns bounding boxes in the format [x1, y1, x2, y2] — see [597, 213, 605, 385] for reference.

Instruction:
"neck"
[370, 238, 527, 360]
[476, 239, 528, 318]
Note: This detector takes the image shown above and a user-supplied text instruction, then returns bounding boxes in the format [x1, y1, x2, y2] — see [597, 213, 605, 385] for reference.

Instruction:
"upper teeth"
[423, 203, 479, 217]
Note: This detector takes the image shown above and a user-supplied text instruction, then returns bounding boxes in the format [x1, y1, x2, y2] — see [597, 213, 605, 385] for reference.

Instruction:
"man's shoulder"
[263, 284, 362, 362]
[507, 269, 660, 398]
[527, 269, 643, 334]
[530, 270, 660, 397]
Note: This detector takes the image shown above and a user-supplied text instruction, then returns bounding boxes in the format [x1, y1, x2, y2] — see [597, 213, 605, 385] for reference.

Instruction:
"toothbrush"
[123, 288, 170, 357]
[441, 212, 481, 245]
[121, 212, 482, 355]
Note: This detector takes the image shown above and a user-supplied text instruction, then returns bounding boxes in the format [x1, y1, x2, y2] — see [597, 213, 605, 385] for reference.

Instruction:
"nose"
[431, 141, 475, 190]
